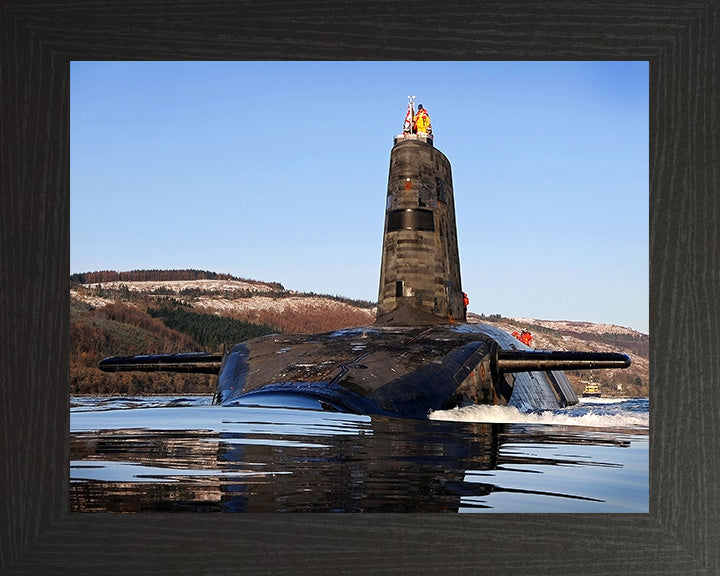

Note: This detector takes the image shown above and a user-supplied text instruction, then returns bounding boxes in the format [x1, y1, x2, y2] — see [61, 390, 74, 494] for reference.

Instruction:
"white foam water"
[429, 398, 649, 430]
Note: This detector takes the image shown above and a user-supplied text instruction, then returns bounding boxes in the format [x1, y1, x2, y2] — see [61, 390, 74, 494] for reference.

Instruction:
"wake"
[429, 400, 649, 430]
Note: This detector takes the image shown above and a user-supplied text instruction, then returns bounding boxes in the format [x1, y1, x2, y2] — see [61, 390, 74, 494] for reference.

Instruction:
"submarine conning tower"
[376, 110, 465, 325]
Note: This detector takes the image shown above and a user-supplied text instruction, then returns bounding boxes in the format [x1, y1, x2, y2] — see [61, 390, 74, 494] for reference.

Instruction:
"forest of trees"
[70, 269, 284, 290]
[148, 303, 277, 353]
[70, 299, 278, 395]
[72, 300, 204, 394]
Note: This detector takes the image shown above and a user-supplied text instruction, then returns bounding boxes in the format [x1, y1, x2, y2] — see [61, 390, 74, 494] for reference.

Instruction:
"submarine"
[99, 100, 630, 419]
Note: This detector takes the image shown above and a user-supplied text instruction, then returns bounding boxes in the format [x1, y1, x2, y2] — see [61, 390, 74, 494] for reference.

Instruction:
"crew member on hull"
[512, 329, 533, 347]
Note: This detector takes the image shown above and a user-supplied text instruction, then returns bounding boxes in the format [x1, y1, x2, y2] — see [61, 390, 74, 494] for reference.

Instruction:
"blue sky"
[71, 61, 649, 333]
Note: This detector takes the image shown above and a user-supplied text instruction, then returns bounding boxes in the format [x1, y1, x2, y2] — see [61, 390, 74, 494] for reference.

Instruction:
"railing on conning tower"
[397, 95, 433, 146]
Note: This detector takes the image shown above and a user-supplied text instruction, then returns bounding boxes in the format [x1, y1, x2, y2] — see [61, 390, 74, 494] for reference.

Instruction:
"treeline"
[80, 284, 276, 301]
[69, 270, 376, 308]
[148, 304, 277, 352]
[70, 299, 276, 395]
[475, 313, 507, 322]
[71, 300, 215, 395]
[168, 287, 272, 298]
[72, 300, 199, 356]
[296, 291, 376, 309]
[70, 269, 284, 290]
[71, 365, 215, 396]
[564, 331, 649, 357]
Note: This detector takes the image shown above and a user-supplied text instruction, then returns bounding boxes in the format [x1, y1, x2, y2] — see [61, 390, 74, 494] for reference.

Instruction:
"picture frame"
[2, 1, 716, 573]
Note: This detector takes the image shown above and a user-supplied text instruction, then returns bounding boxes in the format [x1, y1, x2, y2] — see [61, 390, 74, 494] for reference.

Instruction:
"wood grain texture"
[1, 1, 718, 574]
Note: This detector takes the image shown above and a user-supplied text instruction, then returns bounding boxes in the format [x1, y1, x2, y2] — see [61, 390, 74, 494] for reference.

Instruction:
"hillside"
[70, 271, 648, 398]
[70, 273, 376, 395]
[467, 314, 649, 398]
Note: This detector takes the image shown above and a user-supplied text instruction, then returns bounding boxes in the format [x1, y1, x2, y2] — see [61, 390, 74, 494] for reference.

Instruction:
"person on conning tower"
[414, 104, 432, 135]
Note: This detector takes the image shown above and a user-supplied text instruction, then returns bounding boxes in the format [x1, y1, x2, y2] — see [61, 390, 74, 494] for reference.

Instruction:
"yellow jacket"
[414, 109, 431, 133]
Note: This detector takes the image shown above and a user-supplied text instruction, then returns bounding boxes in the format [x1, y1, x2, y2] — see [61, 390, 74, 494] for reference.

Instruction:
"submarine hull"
[212, 321, 577, 419]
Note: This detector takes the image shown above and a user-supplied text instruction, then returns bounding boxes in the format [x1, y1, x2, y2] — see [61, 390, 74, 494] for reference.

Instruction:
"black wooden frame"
[2, 1, 718, 574]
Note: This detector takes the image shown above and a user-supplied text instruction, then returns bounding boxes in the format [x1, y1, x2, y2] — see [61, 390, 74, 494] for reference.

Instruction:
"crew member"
[512, 329, 533, 347]
[519, 330, 533, 347]
[413, 104, 432, 135]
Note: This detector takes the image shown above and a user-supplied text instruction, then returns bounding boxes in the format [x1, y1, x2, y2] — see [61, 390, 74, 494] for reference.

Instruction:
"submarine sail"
[99, 100, 630, 418]
[376, 131, 464, 323]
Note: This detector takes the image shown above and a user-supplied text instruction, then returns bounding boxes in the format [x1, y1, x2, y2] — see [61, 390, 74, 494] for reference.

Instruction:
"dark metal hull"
[213, 322, 578, 419]
[99, 321, 630, 419]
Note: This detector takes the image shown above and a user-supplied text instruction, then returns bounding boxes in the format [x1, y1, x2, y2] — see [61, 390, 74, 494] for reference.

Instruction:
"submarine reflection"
[70, 401, 640, 513]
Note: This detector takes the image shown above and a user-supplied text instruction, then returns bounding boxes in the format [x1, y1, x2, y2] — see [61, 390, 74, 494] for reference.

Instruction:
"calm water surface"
[70, 396, 649, 512]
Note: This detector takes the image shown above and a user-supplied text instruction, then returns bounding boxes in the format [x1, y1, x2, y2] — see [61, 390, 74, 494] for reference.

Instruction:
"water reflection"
[70, 404, 647, 512]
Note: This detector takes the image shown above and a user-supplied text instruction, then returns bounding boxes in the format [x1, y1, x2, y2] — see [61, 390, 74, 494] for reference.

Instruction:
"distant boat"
[582, 381, 602, 397]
